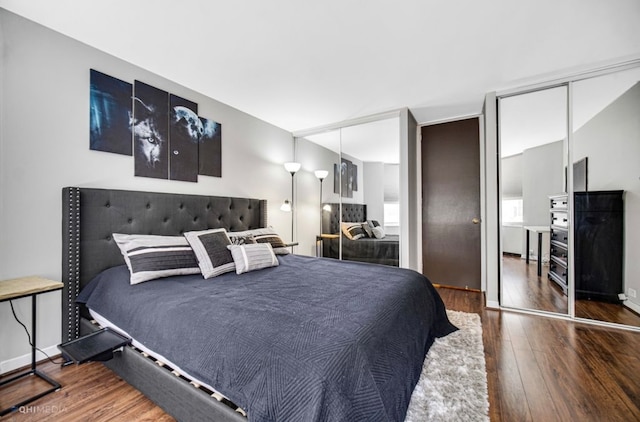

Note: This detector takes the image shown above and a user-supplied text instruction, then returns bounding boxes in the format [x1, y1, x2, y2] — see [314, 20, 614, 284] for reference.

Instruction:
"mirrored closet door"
[498, 86, 569, 315]
[499, 61, 640, 330]
[571, 65, 640, 328]
[294, 116, 401, 266]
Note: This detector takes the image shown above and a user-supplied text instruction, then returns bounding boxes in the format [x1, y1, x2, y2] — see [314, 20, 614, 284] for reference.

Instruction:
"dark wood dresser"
[549, 191, 624, 302]
[549, 194, 569, 294]
[574, 190, 624, 303]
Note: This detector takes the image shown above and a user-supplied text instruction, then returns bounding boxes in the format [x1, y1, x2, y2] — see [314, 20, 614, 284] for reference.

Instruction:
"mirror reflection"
[295, 117, 400, 267]
[572, 66, 640, 327]
[499, 86, 569, 315]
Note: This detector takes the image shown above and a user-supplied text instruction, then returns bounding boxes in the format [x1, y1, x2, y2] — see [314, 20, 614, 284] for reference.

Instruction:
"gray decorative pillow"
[229, 235, 257, 245]
[361, 222, 374, 238]
[183, 228, 235, 279]
[228, 228, 290, 255]
[227, 243, 279, 274]
[113, 233, 200, 285]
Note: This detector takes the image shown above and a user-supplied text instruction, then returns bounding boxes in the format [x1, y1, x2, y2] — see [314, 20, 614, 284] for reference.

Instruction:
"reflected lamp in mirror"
[284, 162, 301, 175]
[314, 169, 329, 181]
[314, 170, 329, 235]
[280, 199, 292, 212]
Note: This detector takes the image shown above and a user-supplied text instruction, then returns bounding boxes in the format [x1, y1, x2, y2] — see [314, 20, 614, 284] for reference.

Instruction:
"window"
[502, 198, 523, 224]
[383, 202, 400, 227]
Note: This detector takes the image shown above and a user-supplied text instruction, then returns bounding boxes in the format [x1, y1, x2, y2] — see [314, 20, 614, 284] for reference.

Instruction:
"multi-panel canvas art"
[333, 158, 357, 197]
[133, 81, 169, 180]
[89, 69, 132, 155]
[89, 69, 222, 182]
[169, 94, 199, 182]
[199, 118, 222, 177]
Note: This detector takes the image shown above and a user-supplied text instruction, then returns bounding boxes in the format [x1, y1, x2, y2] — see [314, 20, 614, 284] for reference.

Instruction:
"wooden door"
[421, 118, 481, 289]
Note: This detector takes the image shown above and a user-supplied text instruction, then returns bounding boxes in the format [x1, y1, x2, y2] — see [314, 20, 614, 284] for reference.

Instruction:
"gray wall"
[0, 10, 293, 373]
[501, 154, 523, 198]
[522, 140, 564, 259]
[295, 137, 341, 255]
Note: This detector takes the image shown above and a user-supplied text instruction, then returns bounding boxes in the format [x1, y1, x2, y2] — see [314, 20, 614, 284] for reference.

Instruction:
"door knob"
[472, 218, 480, 224]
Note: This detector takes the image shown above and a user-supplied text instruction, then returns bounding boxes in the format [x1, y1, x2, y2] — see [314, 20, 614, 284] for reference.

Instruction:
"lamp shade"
[280, 200, 292, 212]
[314, 169, 329, 180]
[284, 162, 301, 174]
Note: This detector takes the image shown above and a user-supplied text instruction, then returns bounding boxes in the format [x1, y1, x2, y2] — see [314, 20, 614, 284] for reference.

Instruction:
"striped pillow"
[113, 234, 200, 285]
[229, 228, 290, 255]
[183, 228, 236, 279]
[227, 243, 279, 274]
[341, 222, 367, 240]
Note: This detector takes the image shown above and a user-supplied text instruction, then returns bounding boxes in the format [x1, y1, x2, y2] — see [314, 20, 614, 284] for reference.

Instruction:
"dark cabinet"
[574, 191, 623, 303]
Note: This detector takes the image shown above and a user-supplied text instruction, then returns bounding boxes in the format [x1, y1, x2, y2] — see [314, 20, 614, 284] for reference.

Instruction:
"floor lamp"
[282, 162, 301, 243]
[314, 170, 329, 235]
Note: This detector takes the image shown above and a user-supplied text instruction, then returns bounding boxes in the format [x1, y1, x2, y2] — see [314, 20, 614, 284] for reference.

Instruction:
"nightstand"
[0, 276, 63, 417]
[58, 327, 130, 364]
[316, 234, 339, 257]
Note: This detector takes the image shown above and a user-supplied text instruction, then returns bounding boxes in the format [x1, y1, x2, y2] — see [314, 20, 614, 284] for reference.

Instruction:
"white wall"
[0, 10, 293, 373]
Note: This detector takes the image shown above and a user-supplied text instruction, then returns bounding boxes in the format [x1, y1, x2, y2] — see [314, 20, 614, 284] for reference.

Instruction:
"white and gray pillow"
[183, 228, 236, 279]
[227, 243, 279, 274]
[372, 226, 386, 239]
[113, 233, 200, 285]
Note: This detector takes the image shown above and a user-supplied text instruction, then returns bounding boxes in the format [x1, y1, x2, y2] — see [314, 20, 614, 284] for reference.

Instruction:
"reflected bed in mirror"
[320, 203, 399, 266]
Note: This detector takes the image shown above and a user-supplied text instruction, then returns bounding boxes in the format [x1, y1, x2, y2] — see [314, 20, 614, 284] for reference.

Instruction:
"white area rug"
[405, 310, 489, 422]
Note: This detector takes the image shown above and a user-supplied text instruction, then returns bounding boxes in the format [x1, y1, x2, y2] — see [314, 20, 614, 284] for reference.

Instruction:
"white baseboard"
[485, 300, 500, 309]
[624, 300, 640, 315]
[0, 344, 59, 375]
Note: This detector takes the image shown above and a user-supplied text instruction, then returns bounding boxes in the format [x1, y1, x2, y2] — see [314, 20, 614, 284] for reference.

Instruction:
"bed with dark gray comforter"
[77, 253, 456, 422]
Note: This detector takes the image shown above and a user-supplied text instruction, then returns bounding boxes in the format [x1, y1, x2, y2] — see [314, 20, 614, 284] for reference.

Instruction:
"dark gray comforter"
[77, 254, 456, 422]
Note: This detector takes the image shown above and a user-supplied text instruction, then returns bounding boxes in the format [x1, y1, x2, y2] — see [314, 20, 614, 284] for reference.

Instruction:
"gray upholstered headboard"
[321, 203, 367, 234]
[61, 187, 267, 343]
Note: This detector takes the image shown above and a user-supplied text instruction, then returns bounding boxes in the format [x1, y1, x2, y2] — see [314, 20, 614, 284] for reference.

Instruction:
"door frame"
[417, 114, 486, 294]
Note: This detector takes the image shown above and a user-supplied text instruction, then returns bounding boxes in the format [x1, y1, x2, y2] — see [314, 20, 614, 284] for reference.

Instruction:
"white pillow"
[112, 233, 200, 285]
[372, 226, 386, 239]
[227, 243, 279, 274]
[183, 228, 236, 279]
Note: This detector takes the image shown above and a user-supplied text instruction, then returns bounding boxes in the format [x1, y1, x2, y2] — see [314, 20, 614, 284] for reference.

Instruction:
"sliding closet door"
[421, 118, 481, 290]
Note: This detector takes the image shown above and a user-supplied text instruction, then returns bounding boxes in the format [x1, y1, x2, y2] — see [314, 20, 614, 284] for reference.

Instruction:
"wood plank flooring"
[2, 287, 640, 421]
[502, 254, 640, 327]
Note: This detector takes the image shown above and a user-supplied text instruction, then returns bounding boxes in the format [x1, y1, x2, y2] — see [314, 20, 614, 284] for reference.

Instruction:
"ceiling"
[1, 0, 639, 133]
[500, 66, 640, 157]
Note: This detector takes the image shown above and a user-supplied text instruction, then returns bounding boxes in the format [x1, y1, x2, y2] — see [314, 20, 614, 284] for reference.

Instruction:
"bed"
[321, 203, 400, 266]
[61, 187, 456, 422]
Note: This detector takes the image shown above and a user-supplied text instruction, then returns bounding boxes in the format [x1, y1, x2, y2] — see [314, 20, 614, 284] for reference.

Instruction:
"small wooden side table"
[316, 234, 339, 257]
[0, 276, 63, 416]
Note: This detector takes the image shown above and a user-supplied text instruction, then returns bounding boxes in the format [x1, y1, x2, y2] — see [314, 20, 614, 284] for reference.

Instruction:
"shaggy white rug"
[405, 310, 489, 422]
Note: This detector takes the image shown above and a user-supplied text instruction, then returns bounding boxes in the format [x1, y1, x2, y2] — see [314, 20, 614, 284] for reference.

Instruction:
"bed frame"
[61, 187, 267, 422]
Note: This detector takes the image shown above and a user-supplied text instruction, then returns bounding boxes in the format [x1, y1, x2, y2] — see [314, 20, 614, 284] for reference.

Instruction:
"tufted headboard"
[61, 187, 267, 343]
[321, 203, 367, 234]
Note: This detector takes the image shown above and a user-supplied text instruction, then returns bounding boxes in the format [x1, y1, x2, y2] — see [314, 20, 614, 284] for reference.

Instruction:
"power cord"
[9, 299, 65, 365]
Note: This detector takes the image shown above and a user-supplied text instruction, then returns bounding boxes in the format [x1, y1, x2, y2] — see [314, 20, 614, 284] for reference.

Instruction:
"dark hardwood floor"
[502, 254, 640, 327]
[2, 287, 640, 421]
